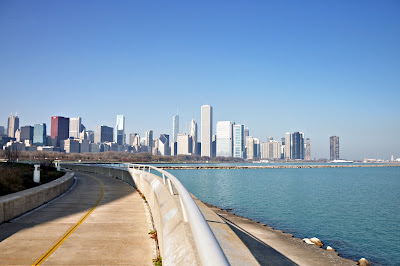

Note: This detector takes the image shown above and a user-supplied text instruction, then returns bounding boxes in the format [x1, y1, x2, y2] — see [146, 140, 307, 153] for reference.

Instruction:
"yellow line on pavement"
[32, 173, 104, 266]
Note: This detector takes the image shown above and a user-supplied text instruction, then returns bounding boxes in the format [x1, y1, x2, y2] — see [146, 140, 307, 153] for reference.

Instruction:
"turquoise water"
[169, 167, 400, 265]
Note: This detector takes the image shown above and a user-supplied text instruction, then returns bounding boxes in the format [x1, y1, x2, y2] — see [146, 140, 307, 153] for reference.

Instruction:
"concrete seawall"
[0, 171, 75, 224]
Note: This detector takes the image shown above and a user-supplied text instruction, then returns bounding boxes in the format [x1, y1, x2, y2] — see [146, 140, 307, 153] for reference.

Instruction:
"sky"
[0, 0, 399, 160]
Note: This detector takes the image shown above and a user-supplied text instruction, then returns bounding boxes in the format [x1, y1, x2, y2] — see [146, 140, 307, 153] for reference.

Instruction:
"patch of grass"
[0, 163, 65, 196]
[153, 256, 162, 266]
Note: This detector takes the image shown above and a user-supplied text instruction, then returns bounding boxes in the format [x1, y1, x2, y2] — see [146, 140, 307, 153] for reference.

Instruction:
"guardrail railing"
[126, 163, 229, 266]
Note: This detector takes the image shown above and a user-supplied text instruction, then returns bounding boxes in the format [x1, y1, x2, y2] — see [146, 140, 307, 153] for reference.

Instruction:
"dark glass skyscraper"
[291, 132, 305, 159]
[20, 126, 34, 142]
[33, 124, 47, 146]
[51, 116, 69, 147]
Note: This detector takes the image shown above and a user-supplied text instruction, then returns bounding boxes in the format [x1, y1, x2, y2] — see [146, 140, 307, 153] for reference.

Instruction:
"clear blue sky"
[1, 0, 399, 160]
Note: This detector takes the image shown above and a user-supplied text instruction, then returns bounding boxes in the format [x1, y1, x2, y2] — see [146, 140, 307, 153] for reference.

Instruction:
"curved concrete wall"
[0, 171, 75, 224]
[63, 164, 201, 265]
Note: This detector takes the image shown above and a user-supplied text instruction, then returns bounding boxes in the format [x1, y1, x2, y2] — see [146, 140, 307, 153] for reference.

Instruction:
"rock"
[326, 246, 335, 251]
[303, 238, 315, 245]
[310, 237, 323, 247]
[359, 258, 371, 266]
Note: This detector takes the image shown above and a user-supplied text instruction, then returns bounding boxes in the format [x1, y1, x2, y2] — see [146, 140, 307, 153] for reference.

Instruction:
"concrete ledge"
[0, 171, 75, 224]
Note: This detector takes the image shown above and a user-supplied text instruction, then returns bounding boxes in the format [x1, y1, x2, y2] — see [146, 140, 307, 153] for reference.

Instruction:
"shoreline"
[203, 201, 359, 265]
[160, 164, 400, 170]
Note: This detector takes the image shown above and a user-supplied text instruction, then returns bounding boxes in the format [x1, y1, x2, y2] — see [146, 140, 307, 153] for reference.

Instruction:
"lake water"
[168, 166, 400, 265]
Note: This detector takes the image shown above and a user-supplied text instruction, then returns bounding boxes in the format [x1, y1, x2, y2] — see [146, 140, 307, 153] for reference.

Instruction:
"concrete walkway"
[0, 171, 154, 265]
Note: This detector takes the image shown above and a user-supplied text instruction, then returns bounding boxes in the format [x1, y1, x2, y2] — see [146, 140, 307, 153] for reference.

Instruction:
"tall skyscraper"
[216, 121, 233, 157]
[284, 132, 291, 159]
[115, 115, 125, 145]
[190, 119, 197, 155]
[177, 133, 192, 155]
[330, 136, 340, 160]
[233, 124, 245, 158]
[159, 134, 170, 156]
[246, 136, 254, 160]
[201, 105, 213, 157]
[0, 126, 5, 135]
[291, 132, 305, 159]
[261, 140, 282, 159]
[51, 116, 69, 147]
[305, 138, 311, 160]
[69, 117, 82, 139]
[20, 126, 34, 142]
[33, 123, 47, 146]
[146, 130, 153, 151]
[172, 114, 179, 143]
[94, 125, 113, 143]
[129, 133, 138, 146]
[7, 114, 19, 138]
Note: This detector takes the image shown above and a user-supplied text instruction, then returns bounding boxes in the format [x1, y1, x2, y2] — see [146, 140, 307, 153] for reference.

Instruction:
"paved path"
[0, 171, 154, 265]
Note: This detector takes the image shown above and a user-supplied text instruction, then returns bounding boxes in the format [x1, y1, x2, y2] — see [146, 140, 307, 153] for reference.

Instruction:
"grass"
[0, 163, 65, 196]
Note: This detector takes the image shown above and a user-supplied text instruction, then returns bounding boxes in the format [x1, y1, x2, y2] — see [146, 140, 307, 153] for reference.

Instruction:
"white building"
[172, 114, 179, 143]
[246, 136, 254, 160]
[177, 133, 191, 155]
[114, 115, 125, 145]
[69, 117, 81, 139]
[7, 114, 19, 138]
[201, 105, 213, 157]
[284, 132, 291, 159]
[261, 140, 282, 159]
[216, 121, 233, 157]
[190, 119, 197, 155]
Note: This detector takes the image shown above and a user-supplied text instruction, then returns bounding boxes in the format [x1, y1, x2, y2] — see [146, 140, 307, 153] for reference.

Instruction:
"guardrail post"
[162, 173, 166, 185]
[167, 178, 174, 195]
[180, 197, 188, 222]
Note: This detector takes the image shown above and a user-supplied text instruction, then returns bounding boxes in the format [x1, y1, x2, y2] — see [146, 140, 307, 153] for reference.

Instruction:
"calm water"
[169, 167, 400, 265]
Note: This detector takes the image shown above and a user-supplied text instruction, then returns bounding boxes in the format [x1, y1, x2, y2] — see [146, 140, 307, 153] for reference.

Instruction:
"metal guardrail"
[127, 163, 229, 266]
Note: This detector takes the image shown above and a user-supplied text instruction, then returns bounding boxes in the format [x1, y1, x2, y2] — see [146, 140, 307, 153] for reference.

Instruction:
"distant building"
[20, 126, 34, 142]
[261, 140, 282, 159]
[233, 124, 245, 158]
[63, 138, 80, 153]
[172, 114, 179, 143]
[146, 130, 153, 151]
[79, 139, 90, 153]
[129, 133, 138, 146]
[305, 138, 311, 160]
[246, 136, 254, 160]
[69, 117, 81, 139]
[284, 132, 291, 159]
[0, 126, 5, 135]
[159, 134, 170, 156]
[254, 138, 260, 159]
[201, 105, 213, 157]
[7, 114, 19, 138]
[330, 136, 340, 160]
[114, 115, 125, 145]
[51, 116, 69, 147]
[244, 128, 249, 138]
[94, 125, 113, 143]
[291, 132, 304, 159]
[15, 129, 21, 142]
[86, 130, 94, 143]
[190, 119, 197, 155]
[216, 121, 233, 157]
[177, 133, 192, 155]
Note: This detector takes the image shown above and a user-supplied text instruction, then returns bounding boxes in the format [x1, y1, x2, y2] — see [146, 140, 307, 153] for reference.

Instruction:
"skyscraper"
[291, 132, 305, 159]
[216, 121, 233, 157]
[177, 133, 192, 155]
[20, 126, 34, 142]
[246, 136, 254, 160]
[330, 136, 340, 160]
[305, 138, 311, 160]
[69, 117, 81, 139]
[201, 105, 213, 157]
[33, 124, 47, 146]
[129, 133, 138, 146]
[159, 134, 170, 156]
[94, 126, 113, 143]
[190, 119, 197, 155]
[51, 116, 69, 147]
[233, 124, 245, 158]
[284, 132, 291, 159]
[115, 115, 125, 145]
[7, 114, 19, 138]
[146, 130, 153, 151]
[172, 114, 179, 143]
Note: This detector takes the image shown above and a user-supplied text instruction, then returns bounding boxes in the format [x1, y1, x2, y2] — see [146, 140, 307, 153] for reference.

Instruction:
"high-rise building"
[216, 121, 233, 157]
[233, 124, 245, 158]
[20, 126, 34, 142]
[291, 132, 305, 159]
[172, 114, 179, 143]
[114, 115, 125, 145]
[0, 126, 5, 135]
[146, 130, 153, 151]
[69, 117, 82, 139]
[261, 140, 282, 159]
[129, 133, 138, 146]
[94, 125, 113, 143]
[51, 116, 69, 147]
[246, 136, 254, 160]
[284, 132, 291, 159]
[190, 119, 197, 155]
[254, 138, 260, 159]
[159, 134, 170, 156]
[86, 130, 95, 143]
[63, 138, 80, 153]
[7, 114, 19, 138]
[305, 138, 311, 160]
[201, 105, 213, 157]
[244, 128, 249, 138]
[330, 136, 339, 160]
[177, 133, 192, 155]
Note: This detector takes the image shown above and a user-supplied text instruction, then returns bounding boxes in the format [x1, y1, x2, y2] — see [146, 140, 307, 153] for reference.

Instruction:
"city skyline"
[1, 1, 399, 160]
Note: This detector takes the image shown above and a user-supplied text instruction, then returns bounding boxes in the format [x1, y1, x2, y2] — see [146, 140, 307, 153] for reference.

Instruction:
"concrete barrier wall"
[63, 164, 200, 265]
[0, 171, 75, 224]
